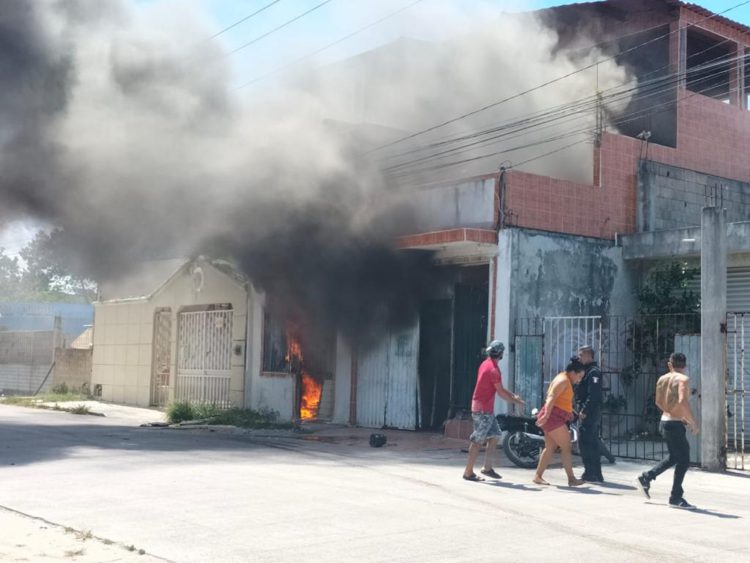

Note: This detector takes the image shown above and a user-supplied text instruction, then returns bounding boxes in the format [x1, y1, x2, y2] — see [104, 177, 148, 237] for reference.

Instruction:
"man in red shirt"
[463, 340, 525, 481]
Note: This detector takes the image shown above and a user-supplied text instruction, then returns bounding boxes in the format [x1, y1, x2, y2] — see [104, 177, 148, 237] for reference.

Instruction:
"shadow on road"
[644, 501, 741, 519]
[479, 480, 543, 492]
[596, 481, 637, 491]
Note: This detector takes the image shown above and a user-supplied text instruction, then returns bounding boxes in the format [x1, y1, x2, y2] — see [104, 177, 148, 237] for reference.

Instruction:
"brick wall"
[506, 94, 750, 239]
[53, 348, 92, 393]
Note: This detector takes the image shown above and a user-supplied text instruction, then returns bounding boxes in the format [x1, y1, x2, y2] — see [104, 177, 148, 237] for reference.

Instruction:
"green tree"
[0, 247, 25, 300]
[16, 230, 97, 302]
[636, 262, 700, 315]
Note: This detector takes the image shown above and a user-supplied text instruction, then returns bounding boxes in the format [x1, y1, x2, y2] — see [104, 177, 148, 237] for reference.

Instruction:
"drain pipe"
[497, 166, 508, 232]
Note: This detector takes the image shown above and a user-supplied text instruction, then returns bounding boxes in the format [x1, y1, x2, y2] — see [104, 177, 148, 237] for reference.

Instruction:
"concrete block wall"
[640, 161, 750, 231]
[53, 348, 92, 393]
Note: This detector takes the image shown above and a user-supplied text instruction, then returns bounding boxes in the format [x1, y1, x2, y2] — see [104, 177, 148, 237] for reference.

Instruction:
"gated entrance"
[150, 308, 171, 407]
[515, 314, 701, 462]
[513, 316, 601, 411]
[175, 306, 233, 407]
[726, 312, 749, 470]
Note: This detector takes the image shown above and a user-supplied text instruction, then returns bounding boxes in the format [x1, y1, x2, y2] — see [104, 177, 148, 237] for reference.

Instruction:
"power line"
[208, 0, 284, 41]
[227, 0, 335, 56]
[369, 0, 750, 153]
[382, 50, 749, 172]
[384, 39, 739, 162]
[238, 0, 426, 89]
[386, 71, 741, 181]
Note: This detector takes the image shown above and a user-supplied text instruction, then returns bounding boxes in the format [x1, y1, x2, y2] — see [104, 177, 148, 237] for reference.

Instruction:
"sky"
[2, 0, 749, 256]
[205, 0, 750, 90]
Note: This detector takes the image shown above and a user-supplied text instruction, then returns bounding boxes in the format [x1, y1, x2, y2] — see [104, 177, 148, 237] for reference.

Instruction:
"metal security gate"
[727, 313, 748, 470]
[176, 308, 233, 407]
[543, 317, 602, 386]
[515, 314, 701, 462]
[150, 308, 172, 407]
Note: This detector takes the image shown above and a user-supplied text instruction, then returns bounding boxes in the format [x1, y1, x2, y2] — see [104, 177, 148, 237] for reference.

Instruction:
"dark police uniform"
[576, 361, 603, 481]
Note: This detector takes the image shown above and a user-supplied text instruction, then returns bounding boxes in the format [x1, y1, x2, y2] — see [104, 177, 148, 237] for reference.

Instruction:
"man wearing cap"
[576, 345, 604, 482]
[463, 340, 525, 481]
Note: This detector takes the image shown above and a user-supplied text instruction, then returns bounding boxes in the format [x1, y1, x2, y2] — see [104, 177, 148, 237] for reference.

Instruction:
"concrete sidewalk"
[0, 505, 161, 562]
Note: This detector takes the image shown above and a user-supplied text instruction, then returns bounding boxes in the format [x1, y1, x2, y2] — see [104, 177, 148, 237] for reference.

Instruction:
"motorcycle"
[497, 409, 579, 469]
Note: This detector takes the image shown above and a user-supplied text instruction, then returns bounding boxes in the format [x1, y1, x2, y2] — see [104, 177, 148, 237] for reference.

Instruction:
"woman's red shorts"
[538, 406, 573, 433]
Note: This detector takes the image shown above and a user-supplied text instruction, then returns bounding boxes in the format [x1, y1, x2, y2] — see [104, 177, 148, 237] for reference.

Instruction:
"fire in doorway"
[286, 331, 323, 420]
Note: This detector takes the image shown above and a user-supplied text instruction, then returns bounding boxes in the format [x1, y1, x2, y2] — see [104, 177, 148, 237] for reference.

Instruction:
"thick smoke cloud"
[0, 0, 631, 342]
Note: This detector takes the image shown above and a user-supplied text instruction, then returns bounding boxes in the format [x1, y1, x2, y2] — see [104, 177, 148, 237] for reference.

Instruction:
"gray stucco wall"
[638, 160, 750, 232]
[494, 228, 636, 403]
[509, 229, 635, 319]
[395, 178, 496, 233]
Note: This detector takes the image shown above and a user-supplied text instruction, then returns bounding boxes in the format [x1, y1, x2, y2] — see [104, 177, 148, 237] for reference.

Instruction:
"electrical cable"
[382, 52, 749, 174]
[386, 71, 743, 182]
[368, 0, 750, 153]
[381, 42, 746, 164]
[207, 0, 284, 41]
[237, 0, 426, 88]
[227, 0, 335, 56]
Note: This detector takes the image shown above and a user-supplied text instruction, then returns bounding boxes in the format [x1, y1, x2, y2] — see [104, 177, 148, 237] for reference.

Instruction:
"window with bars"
[262, 309, 289, 373]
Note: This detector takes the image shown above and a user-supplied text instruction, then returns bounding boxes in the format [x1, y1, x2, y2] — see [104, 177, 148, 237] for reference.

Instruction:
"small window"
[262, 309, 290, 373]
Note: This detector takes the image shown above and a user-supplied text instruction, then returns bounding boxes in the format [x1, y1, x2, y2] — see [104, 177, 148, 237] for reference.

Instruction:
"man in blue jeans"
[636, 353, 699, 510]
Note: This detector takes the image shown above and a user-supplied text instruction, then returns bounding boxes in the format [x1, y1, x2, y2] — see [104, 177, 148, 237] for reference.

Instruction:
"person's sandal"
[532, 475, 550, 485]
[568, 478, 585, 487]
[480, 468, 502, 479]
[463, 473, 484, 482]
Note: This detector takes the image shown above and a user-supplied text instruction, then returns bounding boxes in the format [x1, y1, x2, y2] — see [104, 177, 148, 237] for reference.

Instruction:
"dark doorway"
[451, 280, 489, 416]
[418, 299, 452, 429]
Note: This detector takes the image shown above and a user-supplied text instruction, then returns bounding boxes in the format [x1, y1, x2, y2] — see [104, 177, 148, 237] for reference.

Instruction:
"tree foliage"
[636, 261, 700, 315]
[0, 229, 96, 302]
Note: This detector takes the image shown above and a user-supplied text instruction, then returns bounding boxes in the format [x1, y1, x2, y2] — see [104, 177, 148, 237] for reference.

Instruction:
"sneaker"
[669, 498, 696, 510]
[636, 475, 651, 499]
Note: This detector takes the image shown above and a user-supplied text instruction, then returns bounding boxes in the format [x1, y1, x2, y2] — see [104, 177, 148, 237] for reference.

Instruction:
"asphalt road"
[1, 404, 749, 563]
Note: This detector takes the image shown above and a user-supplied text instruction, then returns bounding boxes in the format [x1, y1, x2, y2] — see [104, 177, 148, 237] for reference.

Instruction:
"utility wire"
[369, 0, 750, 153]
[386, 72, 741, 181]
[227, 0, 335, 56]
[208, 0, 283, 41]
[382, 50, 749, 171]
[386, 38, 739, 161]
[238, 0, 426, 88]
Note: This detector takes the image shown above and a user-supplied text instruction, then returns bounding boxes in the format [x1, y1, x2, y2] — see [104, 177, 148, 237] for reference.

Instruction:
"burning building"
[8, 0, 750, 449]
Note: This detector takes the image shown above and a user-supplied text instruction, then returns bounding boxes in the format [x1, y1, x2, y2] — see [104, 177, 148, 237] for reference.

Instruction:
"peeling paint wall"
[495, 228, 636, 400]
[513, 231, 624, 317]
[512, 230, 632, 319]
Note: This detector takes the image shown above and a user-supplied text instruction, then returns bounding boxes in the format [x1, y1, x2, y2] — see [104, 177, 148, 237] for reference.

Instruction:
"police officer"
[575, 345, 604, 482]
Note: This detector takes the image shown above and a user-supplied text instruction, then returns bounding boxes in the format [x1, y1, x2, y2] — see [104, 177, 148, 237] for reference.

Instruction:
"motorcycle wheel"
[502, 431, 541, 469]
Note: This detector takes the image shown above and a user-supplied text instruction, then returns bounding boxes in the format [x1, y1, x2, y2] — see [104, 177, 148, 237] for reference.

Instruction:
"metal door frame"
[727, 312, 748, 470]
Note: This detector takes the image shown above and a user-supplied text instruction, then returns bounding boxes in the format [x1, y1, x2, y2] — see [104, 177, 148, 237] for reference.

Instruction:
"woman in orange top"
[533, 356, 586, 487]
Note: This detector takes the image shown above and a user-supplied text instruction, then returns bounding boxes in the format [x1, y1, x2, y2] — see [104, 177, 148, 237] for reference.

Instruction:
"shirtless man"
[636, 353, 699, 509]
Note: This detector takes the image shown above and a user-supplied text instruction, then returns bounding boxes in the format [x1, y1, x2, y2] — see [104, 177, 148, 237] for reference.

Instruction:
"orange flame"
[286, 330, 322, 420]
[300, 372, 322, 420]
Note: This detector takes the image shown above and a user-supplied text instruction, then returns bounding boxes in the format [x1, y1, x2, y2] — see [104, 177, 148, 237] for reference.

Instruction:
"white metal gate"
[176, 309, 233, 407]
[543, 316, 602, 386]
[727, 312, 748, 470]
[150, 309, 172, 407]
